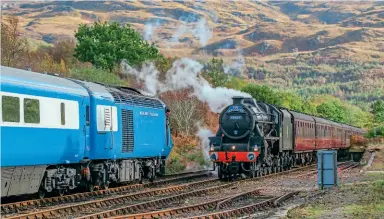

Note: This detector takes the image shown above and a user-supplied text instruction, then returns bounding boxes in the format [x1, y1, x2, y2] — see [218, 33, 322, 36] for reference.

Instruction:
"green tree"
[241, 84, 282, 106]
[280, 91, 305, 112]
[316, 100, 348, 123]
[367, 126, 384, 138]
[203, 58, 229, 87]
[372, 100, 384, 124]
[74, 21, 161, 72]
[225, 77, 247, 90]
[301, 100, 317, 115]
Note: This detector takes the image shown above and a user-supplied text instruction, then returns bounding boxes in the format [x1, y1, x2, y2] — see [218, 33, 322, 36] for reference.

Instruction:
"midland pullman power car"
[1, 66, 172, 198]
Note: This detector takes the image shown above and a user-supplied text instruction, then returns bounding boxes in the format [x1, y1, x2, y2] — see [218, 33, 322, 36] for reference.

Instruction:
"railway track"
[75, 181, 235, 219]
[4, 179, 228, 219]
[103, 188, 268, 219]
[2, 165, 316, 219]
[2, 165, 314, 219]
[339, 162, 360, 172]
[80, 165, 315, 219]
[105, 189, 298, 219]
[1, 170, 210, 215]
[186, 191, 299, 219]
[293, 161, 358, 178]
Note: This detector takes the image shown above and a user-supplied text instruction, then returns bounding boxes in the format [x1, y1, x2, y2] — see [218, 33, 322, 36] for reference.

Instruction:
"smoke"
[191, 18, 212, 47]
[224, 47, 245, 76]
[196, 126, 214, 168]
[143, 20, 160, 41]
[121, 62, 160, 96]
[170, 18, 212, 47]
[121, 58, 251, 113]
[170, 22, 188, 44]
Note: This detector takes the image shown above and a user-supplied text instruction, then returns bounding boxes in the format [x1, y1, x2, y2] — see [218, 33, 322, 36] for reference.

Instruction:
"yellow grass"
[1, 1, 383, 64]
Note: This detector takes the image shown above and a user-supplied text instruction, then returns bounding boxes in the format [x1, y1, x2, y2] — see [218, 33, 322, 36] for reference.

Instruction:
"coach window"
[322, 126, 324, 137]
[86, 106, 90, 126]
[304, 123, 306, 137]
[60, 103, 65, 125]
[24, 98, 40, 123]
[311, 124, 313, 137]
[301, 122, 304, 136]
[297, 122, 301, 136]
[296, 122, 299, 136]
[2, 96, 20, 122]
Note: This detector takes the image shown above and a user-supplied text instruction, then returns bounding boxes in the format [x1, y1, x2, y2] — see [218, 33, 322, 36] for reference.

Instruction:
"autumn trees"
[1, 16, 79, 75]
[1, 16, 27, 67]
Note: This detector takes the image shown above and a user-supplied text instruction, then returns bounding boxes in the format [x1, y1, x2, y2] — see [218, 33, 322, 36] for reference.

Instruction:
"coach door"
[346, 129, 351, 147]
[281, 110, 293, 151]
[82, 98, 91, 158]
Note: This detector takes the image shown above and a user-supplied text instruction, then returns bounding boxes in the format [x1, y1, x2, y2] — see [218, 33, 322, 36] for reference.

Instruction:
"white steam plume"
[196, 126, 214, 168]
[191, 18, 212, 47]
[143, 20, 160, 41]
[121, 62, 160, 96]
[170, 18, 212, 48]
[171, 22, 188, 44]
[121, 58, 251, 113]
[224, 47, 245, 76]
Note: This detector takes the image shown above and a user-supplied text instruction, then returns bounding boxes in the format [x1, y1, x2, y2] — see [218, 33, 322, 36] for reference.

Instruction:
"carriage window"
[2, 96, 20, 122]
[86, 106, 90, 126]
[60, 103, 65, 125]
[24, 98, 40, 123]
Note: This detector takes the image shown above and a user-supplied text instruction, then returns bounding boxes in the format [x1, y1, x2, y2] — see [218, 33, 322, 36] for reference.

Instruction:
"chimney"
[232, 96, 245, 105]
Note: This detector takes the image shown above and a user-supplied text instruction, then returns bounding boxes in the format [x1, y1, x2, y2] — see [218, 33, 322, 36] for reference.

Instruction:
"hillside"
[1, 0, 383, 108]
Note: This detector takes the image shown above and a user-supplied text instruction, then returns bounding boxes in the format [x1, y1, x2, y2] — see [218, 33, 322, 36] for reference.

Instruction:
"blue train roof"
[1, 66, 166, 109]
[1, 66, 88, 96]
[72, 79, 114, 100]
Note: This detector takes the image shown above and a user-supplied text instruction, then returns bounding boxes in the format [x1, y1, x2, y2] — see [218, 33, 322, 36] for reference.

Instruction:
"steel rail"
[1, 171, 210, 216]
[187, 191, 300, 219]
[97, 166, 316, 219]
[3, 165, 316, 219]
[75, 182, 235, 219]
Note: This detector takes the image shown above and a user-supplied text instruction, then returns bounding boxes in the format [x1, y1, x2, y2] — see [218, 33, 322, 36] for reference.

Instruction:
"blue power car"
[0, 66, 172, 198]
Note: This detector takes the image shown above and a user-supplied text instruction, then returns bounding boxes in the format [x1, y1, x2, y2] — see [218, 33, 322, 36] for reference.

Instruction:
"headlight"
[232, 145, 236, 150]
[210, 146, 214, 151]
[254, 147, 258, 152]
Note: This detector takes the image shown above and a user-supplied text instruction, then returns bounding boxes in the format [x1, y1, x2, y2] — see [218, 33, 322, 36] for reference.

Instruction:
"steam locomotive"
[208, 96, 365, 179]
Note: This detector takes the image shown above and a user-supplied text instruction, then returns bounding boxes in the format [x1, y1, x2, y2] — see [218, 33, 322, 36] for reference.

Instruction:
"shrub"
[69, 67, 126, 86]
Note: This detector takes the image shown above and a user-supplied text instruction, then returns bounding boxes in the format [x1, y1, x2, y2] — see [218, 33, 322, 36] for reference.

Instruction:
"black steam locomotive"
[208, 96, 364, 179]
